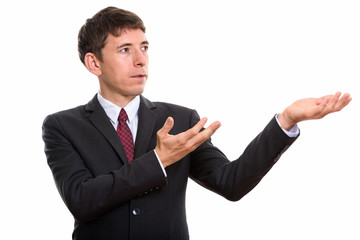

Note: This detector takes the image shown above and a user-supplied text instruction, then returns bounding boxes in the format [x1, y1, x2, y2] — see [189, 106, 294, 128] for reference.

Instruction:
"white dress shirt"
[97, 93, 140, 143]
[97, 93, 167, 176]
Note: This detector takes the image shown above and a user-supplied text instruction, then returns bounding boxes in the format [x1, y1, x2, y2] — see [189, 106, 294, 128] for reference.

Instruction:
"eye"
[141, 45, 149, 52]
[120, 48, 129, 53]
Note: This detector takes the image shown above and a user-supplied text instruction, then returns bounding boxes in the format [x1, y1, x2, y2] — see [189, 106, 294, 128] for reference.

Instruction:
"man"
[42, 6, 351, 240]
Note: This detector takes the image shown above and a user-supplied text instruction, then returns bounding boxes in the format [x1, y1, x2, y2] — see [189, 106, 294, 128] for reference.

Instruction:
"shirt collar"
[97, 93, 140, 124]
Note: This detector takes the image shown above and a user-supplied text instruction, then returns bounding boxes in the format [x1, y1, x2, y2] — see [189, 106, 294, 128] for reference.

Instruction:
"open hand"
[278, 92, 352, 130]
[155, 117, 221, 168]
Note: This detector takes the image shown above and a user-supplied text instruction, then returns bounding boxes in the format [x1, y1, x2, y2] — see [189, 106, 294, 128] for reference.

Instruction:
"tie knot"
[119, 109, 128, 123]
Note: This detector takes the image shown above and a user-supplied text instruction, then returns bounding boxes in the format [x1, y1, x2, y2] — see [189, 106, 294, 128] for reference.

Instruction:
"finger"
[157, 117, 174, 137]
[335, 93, 352, 110]
[202, 121, 221, 139]
[188, 121, 221, 148]
[328, 92, 342, 107]
[316, 95, 332, 105]
[312, 95, 332, 118]
[317, 92, 340, 115]
[318, 92, 351, 118]
[181, 117, 209, 140]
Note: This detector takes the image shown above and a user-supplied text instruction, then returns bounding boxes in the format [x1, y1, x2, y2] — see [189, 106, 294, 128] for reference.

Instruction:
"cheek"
[112, 66, 130, 82]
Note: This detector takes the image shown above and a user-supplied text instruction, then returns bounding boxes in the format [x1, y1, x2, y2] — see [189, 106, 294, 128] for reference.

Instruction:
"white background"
[1, 0, 359, 239]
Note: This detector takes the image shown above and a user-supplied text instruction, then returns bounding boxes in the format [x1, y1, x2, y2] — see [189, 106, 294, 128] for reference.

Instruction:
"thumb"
[157, 117, 174, 137]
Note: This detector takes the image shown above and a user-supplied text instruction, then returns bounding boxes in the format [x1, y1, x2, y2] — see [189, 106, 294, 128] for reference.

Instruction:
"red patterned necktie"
[116, 109, 134, 162]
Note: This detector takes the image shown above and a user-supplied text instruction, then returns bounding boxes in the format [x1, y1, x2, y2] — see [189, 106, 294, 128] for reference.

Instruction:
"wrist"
[278, 109, 296, 131]
[154, 147, 170, 168]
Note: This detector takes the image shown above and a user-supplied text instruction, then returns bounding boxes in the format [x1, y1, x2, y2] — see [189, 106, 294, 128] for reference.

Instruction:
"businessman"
[42, 6, 352, 240]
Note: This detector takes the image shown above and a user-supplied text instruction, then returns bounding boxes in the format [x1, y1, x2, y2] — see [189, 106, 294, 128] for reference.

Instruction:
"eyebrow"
[117, 41, 149, 49]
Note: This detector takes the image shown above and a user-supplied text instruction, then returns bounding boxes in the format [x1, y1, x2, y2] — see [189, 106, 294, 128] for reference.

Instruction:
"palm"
[289, 97, 327, 121]
[279, 92, 352, 130]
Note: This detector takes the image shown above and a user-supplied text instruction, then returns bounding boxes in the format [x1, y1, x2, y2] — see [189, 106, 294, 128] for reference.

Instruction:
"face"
[92, 29, 149, 105]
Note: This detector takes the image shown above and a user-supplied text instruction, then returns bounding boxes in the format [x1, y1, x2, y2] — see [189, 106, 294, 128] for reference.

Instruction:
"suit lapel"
[85, 95, 158, 164]
[134, 96, 157, 158]
[85, 95, 129, 165]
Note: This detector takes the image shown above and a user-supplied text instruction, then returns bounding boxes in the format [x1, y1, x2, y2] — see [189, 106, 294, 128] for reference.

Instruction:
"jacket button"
[132, 208, 141, 216]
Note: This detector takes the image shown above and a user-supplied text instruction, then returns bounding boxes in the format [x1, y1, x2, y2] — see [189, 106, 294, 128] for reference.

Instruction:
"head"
[78, 7, 149, 106]
[78, 7, 146, 65]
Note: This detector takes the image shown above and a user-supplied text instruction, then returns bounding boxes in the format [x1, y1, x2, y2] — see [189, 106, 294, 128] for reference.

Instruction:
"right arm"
[42, 114, 167, 222]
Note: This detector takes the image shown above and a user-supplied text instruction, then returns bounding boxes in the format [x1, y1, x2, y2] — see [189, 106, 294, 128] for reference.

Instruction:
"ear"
[84, 53, 102, 76]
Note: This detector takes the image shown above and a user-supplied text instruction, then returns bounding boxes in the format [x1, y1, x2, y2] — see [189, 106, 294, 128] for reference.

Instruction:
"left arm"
[189, 92, 351, 201]
[189, 114, 297, 201]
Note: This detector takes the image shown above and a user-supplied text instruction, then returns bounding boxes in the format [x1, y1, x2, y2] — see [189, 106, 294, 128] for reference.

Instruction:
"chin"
[131, 86, 145, 96]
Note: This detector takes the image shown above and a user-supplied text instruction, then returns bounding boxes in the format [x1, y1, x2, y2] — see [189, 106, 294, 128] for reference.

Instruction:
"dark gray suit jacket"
[42, 95, 297, 240]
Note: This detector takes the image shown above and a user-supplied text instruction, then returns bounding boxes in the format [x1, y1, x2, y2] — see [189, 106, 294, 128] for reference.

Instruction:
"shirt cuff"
[275, 114, 300, 138]
[153, 149, 167, 177]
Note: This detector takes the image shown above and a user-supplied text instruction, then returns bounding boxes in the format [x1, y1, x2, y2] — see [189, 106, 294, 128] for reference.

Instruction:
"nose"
[133, 49, 147, 67]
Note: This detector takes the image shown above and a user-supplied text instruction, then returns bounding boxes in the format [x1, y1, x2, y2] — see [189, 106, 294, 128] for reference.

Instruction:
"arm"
[42, 115, 167, 222]
[189, 112, 297, 201]
[190, 92, 351, 200]
[154, 92, 351, 170]
[156, 92, 351, 201]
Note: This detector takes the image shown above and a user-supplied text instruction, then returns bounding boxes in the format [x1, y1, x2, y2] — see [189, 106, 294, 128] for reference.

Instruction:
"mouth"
[130, 74, 147, 79]
[131, 74, 147, 78]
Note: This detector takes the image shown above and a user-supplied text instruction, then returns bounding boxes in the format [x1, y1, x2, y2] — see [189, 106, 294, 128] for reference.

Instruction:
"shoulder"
[43, 95, 99, 125]
[42, 95, 100, 132]
[43, 104, 87, 124]
[142, 96, 195, 118]
[42, 106, 89, 140]
[154, 101, 193, 113]
[140, 95, 193, 112]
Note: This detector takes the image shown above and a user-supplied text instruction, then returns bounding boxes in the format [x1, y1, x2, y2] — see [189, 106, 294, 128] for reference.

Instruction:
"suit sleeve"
[42, 114, 167, 222]
[189, 110, 298, 201]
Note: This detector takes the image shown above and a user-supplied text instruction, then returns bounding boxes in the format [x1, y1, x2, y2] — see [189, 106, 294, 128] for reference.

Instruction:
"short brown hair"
[78, 7, 146, 64]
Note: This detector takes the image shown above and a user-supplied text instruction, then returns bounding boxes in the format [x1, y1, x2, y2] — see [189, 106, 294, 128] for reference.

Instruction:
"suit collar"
[85, 94, 158, 163]
[86, 94, 156, 110]
[85, 95, 129, 164]
[96, 93, 140, 127]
